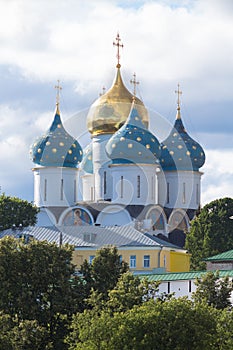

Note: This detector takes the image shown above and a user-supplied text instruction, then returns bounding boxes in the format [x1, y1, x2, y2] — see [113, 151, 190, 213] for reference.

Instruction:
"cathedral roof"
[87, 33, 148, 136]
[86, 67, 148, 136]
[105, 102, 161, 164]
[160, 105, 205, 171]
[30, 104, 83, 168]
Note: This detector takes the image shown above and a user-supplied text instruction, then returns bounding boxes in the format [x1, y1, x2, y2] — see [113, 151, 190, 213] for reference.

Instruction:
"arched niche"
[58, 206, 94, 226]
[168, 209, 189, 232]
[145, 205, 167, 231]
[96, 204, 132, 226]
[36, 208, 57, 226]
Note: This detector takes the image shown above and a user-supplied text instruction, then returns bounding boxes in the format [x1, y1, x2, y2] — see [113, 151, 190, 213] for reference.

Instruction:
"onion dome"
[80, 143, 93, 174]
[160, 97, 205, 171]
[105, 101, 160, 164]
[30, 104, 83, 168]
[87, 67, 148, 136]
[87, 32, 148, 137]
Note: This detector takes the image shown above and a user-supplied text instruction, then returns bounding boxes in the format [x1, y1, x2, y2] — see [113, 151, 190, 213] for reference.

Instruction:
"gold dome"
[87, 66, 149, 136]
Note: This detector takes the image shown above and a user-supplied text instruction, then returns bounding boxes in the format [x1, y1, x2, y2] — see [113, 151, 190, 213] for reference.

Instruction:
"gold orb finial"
[113, 33, 123, 68]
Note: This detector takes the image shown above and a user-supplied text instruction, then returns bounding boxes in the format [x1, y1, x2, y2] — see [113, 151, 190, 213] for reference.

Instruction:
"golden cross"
[99, 86, 106, 97]
[175, 83, 182, 108]
[130, 72, 139, 96]
[113, 33, 123, 68]
[55, 80, 62, 106]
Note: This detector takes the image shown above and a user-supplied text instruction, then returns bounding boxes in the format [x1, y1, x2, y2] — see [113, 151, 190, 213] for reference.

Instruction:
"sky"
[0, 0, 232, 205]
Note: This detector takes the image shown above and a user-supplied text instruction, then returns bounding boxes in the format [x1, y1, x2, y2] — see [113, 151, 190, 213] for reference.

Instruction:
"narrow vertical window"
[137, 175, 140, 198]
[182, 182, 186, 204]
[44, 179, 47, 202]
[143, 255, 150, 268]
[130, 255, 136, 268]
[196, 183, 199, 205]
[151, 176, 154, 200]
[91, 187, 94, 201]
[120, 176, 123, 198]
[89, 255, 95, 264]
[189, 280, 192, 293]
[168, 281, 170, 294]
[163, 255, 166, 267]
[74, 180, 77, 202]
[167, 182, 170, 204]
[60, 179, 64, 200]
[104, 171, 107, 195]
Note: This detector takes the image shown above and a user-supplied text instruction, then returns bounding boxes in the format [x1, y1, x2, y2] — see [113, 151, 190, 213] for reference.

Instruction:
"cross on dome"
[175, 83, 182, 109]
[113, 33, 123, 68]
[130, 72, 139, 97]
[55, 80, 62, 111]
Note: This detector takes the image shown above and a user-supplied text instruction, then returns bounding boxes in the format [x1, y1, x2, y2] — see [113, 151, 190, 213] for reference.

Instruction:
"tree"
[0, 311, 50, 350]
[67, 298, 222, 350]
[192, 271, 233, 310]
[107, 272, 160, 312]
[0, 236, 80, 349]
[0, 193, 39, 231]
[185, 197, 233, 269]
[80, 246, 128, 301]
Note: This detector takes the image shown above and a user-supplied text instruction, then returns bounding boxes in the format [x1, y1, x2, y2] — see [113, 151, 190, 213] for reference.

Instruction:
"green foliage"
[80, 246, 128, 301]
[216, 309, 233, 349]
[192, 271, 233, 309]
[185, 197, 233, 269]
[67, 298, 222, 350]
[107, 273, 160, 312]
[0, 193, 39, 231]
[0, 312, 50, 349]
[107, 272, 145, 312]
[0, 236, 79, 348]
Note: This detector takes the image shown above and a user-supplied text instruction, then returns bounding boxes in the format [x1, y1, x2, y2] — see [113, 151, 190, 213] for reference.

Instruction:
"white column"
[92, 134, 112, 201]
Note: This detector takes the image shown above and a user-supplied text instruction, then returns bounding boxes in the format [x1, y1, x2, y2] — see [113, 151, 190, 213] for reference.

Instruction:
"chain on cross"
[130, 72, 139, 97]
[99, 86, 106, 97]
[55, 80, 62, 106]
[113, 33, 123, 68]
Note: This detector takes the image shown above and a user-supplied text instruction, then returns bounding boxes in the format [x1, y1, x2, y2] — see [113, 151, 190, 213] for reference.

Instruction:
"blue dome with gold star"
[30, 105, 83, 168]
[80, 143, 93, 174]
[105, 102, 161, 164]
[160, 107, 205, 171]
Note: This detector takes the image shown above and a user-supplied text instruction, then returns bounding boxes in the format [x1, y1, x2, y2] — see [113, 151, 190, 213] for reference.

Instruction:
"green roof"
[139, 270, 233, 282]
[204, 250, 233, 262]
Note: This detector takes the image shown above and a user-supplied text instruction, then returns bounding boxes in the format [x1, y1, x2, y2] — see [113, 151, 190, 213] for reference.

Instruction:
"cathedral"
[29, 34, 205, 250]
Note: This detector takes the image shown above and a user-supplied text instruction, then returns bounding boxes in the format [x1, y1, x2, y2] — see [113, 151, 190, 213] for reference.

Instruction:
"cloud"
[201, 149, 233, 204]
[0, 0, 232, 206]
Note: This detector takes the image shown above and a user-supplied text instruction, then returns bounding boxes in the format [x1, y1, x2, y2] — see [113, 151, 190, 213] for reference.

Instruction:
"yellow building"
[3, 222, 190, 273]
[60, 225, 190, 273]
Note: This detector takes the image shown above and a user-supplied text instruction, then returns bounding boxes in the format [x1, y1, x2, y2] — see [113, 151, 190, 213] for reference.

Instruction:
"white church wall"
[81, 174, 95, 201]
[33, 167, 79, 207]
[110, 164, 159, 205]
[158, 279, 197, 299]
[163, 171, 202, 210]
